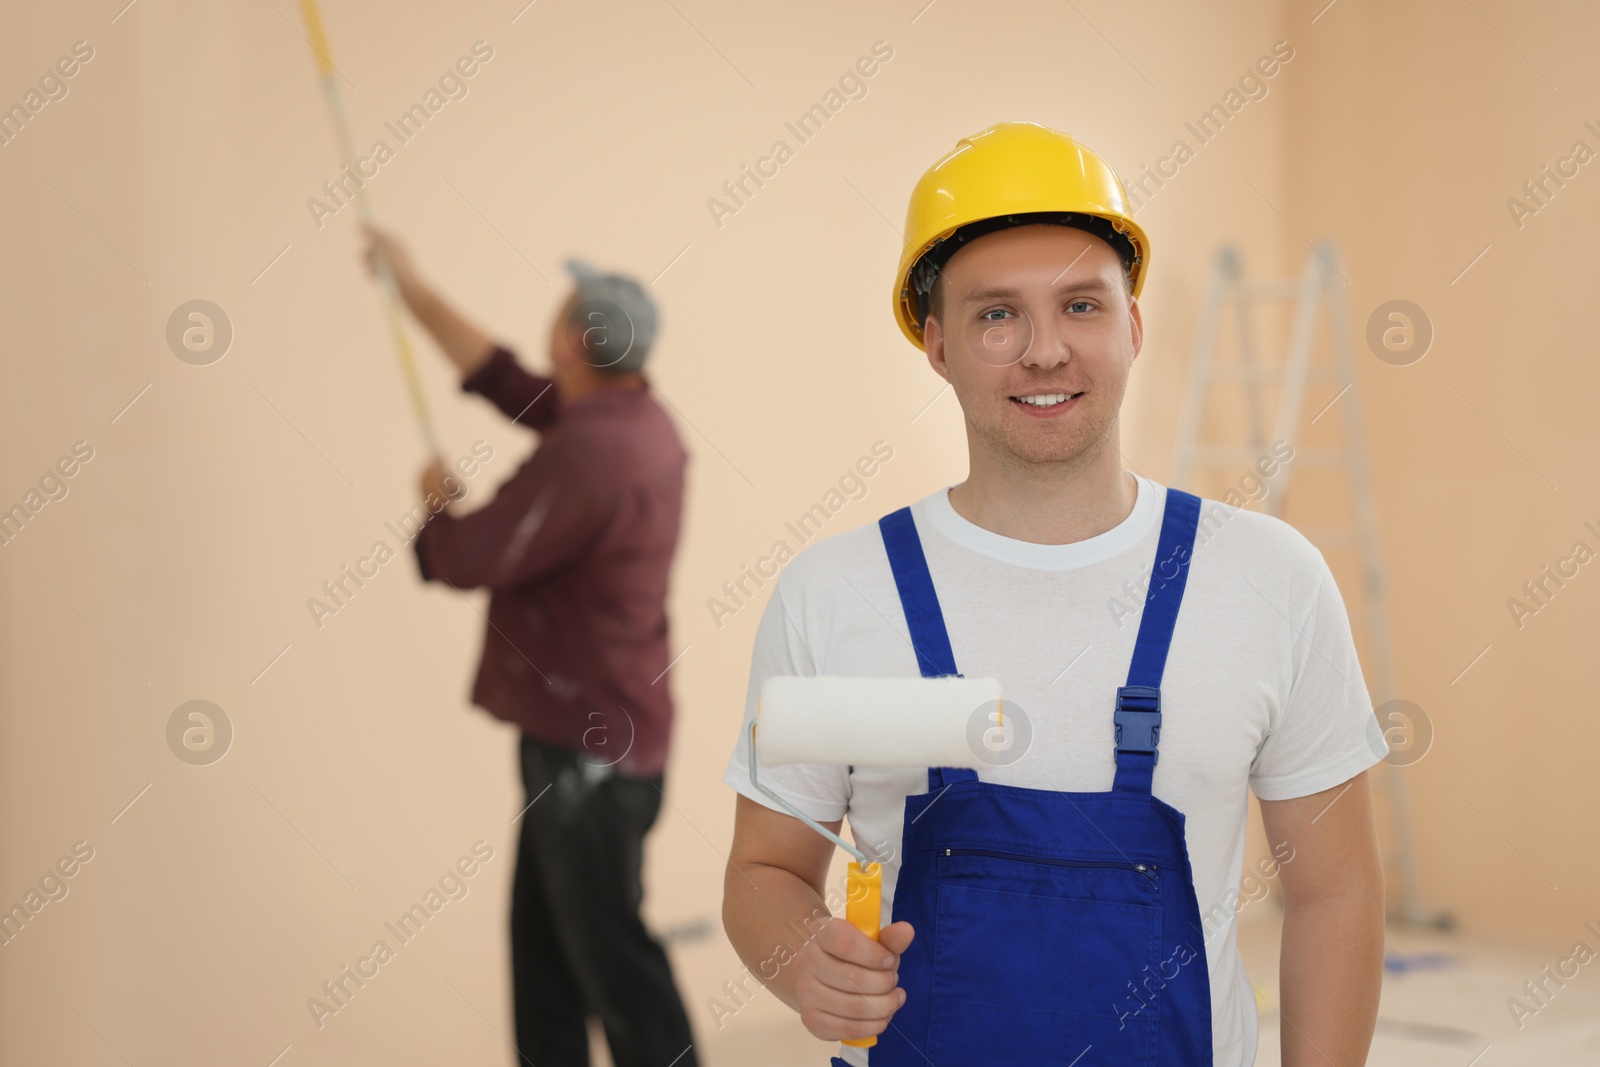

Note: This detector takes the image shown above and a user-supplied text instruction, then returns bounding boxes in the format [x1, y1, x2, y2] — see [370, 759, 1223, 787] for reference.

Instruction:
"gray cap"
[564, 258, 658, 374]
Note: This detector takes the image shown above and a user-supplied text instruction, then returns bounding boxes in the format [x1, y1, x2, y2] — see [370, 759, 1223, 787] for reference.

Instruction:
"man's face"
[924, 224, 1143, 468]
[548, 290, 585, 378]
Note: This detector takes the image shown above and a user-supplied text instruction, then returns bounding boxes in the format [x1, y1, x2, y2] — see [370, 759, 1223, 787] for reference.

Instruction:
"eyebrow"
[961, 278, 1116, 303]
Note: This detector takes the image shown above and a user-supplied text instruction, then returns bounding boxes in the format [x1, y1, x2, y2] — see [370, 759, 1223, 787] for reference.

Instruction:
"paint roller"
[750, 674, 1004, 1049]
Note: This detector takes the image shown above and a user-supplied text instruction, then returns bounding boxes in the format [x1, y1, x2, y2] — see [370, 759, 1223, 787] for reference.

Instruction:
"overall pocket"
[927, 848, 1164, 1066]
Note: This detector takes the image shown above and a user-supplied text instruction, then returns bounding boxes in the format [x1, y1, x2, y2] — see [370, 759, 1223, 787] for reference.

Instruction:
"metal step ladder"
[1171, 242, 1450, 930]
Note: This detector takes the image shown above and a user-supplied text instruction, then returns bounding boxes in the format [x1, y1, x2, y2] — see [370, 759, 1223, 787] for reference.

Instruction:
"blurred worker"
[363, 226, 698, 1067]
[720, 122, 1386, 1066]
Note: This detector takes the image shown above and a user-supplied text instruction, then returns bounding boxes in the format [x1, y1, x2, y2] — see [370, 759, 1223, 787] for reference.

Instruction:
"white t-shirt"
[723, 474, 1388, 1066]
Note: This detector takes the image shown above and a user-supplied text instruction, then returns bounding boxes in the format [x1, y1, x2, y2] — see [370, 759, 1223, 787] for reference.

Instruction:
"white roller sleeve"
[756, 675, 1003, 769]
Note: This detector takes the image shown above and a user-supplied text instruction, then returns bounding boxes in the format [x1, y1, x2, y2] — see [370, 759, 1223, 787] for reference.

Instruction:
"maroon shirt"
[414, 345, 687, 779]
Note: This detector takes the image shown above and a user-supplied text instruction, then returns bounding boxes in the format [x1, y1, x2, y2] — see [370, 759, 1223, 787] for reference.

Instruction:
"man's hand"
[791, 918, 914, 1042]
[362, 224, 420, 294]
[360, 224, 495, 378]
[724, 796, 914, 1044]
[419, 458, 465, 513]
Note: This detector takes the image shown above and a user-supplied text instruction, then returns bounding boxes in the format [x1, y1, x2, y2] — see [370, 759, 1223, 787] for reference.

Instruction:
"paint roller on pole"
[750, 673, 1004, 1050]
[297, 0, 440, 456]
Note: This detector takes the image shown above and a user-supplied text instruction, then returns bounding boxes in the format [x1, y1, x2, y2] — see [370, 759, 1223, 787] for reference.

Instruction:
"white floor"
[1242, 912, 1600, 1067]
[592, 908, 1600, 1066]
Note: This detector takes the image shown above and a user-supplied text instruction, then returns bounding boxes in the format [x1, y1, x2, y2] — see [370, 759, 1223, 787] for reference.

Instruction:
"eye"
[980, 307, 1014, 321]
[1065, 300, 1095, 314]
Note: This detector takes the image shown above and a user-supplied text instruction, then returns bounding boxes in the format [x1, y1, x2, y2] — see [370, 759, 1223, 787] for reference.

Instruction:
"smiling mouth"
[1010, 391, 1084, 409]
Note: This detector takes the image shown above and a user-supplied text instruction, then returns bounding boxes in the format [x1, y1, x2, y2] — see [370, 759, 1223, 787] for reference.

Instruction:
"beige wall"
[1, 0, 1592, 1062]
[1283, 0, 1600, 940]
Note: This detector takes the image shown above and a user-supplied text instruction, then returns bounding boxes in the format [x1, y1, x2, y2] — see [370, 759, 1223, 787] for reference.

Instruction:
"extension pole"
[298, 0, 440, 456]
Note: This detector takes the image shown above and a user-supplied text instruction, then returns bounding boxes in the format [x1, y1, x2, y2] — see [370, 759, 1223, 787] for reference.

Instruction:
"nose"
[1019, 309, 1071, 371]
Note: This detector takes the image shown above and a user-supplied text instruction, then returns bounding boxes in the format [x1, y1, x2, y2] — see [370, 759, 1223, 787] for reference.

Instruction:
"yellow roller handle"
[296, 0, 440, 456]
[298, 0, 338, 76]
[842, 861, 883, 1049]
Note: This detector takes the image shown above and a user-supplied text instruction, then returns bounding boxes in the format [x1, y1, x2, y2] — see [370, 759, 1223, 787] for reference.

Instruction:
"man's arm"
[723, 794, 912, 1042]
[1259, 771, 1385, 1067]
[362, 225, 495, 377]
[363, 226, 563, 432]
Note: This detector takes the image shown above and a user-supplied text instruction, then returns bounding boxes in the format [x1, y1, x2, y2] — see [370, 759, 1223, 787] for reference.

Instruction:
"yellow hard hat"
[892, 121, 1150, 350]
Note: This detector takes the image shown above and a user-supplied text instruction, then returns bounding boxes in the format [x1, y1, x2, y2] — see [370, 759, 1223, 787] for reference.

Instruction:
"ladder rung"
[1297, 527, 1355, 549]
[1203, 367, 1346, 384]
[1191, 447, 1347, 467]
[1288, 449, 1348, 466]
[1206, 366, 1277, 383]
[1225, 280, 1302, 300]
[1192, 447, 1272, 466]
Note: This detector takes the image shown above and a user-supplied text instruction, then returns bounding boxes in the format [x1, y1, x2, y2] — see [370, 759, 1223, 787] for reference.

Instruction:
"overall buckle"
[1114, 685, 1162, 765]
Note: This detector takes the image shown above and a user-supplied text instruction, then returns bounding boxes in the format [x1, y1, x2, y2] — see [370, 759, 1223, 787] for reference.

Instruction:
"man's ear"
[924, 314, 951, 383]
[1127, 296, 1144, 365]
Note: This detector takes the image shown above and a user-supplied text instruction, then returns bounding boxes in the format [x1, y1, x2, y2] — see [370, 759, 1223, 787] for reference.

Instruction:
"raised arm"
[361, 225, 562, 431]
[362, 224, 495, 377]
[1258, 771, 1385, 1067]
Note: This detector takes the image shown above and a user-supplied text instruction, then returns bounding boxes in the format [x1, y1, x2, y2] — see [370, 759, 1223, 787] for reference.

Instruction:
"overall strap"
[1113, 487, 1202, 794]
[878, 507, 977, 790]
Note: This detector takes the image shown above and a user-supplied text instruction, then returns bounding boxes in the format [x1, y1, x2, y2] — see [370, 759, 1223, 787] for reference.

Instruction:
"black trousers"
[511, 735, 698, 1067]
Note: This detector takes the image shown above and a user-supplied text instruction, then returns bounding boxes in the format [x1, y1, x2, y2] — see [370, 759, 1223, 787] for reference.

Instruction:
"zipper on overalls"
[943, 847, 1159, 884]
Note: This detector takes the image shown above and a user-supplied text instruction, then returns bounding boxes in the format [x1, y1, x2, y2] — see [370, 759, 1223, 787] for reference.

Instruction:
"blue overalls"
[837, 487, 1214, 1066]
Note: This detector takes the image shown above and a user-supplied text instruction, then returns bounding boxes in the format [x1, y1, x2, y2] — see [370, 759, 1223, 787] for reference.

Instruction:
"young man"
[362, 228, 698, 1067]
[720, 123, 1386, 1066]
